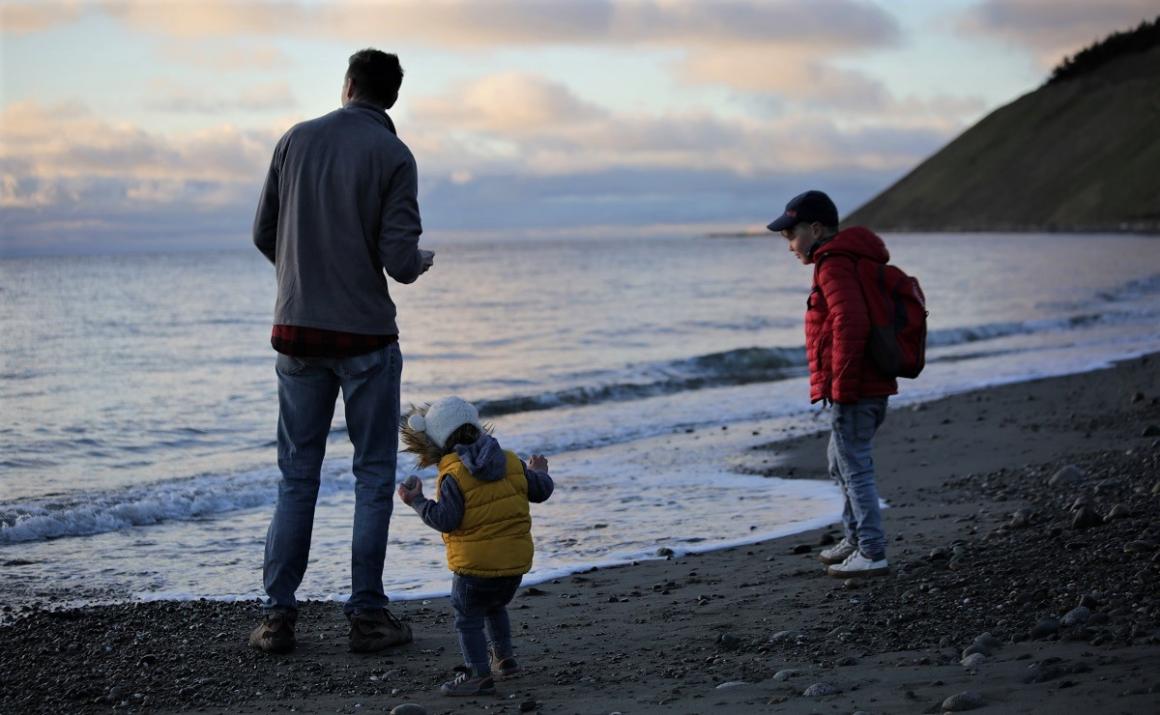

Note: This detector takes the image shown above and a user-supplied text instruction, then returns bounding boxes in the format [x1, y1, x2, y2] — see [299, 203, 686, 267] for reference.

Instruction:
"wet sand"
[2, 354, 1159, 714]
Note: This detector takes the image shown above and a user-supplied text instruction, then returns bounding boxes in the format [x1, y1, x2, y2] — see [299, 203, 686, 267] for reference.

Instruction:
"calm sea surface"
[1, 233, 1158, 606]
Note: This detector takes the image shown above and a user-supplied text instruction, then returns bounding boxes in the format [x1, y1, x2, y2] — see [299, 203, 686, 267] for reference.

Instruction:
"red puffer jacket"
[805, 226, 898, 404]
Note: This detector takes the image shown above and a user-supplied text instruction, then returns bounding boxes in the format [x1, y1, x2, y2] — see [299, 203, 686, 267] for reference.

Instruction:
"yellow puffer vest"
[436, 449, 534, 577]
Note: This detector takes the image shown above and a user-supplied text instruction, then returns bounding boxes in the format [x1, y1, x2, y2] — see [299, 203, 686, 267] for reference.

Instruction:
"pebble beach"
[3, 354, 1159, 714]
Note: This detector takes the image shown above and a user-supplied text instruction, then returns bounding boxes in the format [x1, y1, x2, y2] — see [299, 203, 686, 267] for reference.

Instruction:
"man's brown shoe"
[248, 611, 296, 654]
[348, 608, 412, 653]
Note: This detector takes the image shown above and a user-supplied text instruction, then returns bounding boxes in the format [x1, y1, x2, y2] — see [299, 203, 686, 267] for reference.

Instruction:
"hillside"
[845, 37, 1160, 233]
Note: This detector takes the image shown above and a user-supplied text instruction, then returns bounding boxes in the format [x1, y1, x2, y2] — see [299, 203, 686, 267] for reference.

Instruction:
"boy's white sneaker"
[826, 550, 889, 578]
[817, 537, 857, 565]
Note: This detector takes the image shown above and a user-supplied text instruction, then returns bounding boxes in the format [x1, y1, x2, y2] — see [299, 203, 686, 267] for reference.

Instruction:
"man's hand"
[397, 475, 424, 505]
[418, 250, 435, 274]
[527, 454, 549, 473]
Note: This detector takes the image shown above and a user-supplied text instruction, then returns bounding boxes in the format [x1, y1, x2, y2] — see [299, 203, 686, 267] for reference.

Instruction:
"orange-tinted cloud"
[959, 0, 1158, 66]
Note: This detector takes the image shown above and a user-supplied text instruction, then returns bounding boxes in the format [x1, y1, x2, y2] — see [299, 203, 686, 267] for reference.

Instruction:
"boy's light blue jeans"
[262, 343, 402, 615]
[827, 396, 888, 561]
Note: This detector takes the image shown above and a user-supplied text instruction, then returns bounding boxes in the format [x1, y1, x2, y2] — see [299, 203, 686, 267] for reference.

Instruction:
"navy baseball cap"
[767, 190, 839, 232]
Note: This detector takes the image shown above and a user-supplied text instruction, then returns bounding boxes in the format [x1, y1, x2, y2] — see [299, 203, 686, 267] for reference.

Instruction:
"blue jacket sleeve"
[409, 475, 464, 533]
[524, 466, 554, 503]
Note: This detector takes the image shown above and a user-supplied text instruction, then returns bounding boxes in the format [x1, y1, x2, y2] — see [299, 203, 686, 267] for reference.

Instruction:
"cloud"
[89, 0, 899, 48]
[407, 73, 955, 178]
[959, 0, 1158, 65]
[158, 41, 293, 71]
[145, 81, 296, 113]
[0, 1, 84, 34]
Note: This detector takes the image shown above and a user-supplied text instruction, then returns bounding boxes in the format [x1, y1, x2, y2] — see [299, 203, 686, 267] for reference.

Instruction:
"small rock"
[942, 690, 985, 711]
[389, 705, 427, 715]
[717, 633, 743, 651]
[769, 629, 802, 643]
[1103, 504, 1131, 521]
[1124, 540, 1156, 554]
[928, 547, 951, 561]
[519, 701, 537, 713]
[960, 653, 987, 669]
[962, 643, 990, 658]
[716, 681, 748, 689]
[656, 547, 675, 557]
[1071, 507, 1102, 529]
[973, 632, 1003, 651]
[1049, 465, 1084, 486]
[802, 682, 839, 697]
[772, 669, 799, 681]
[1078, 593, 1101, 609]
[1142, 424, 1160, 437]
[1061, 606, 1091, 627]
[1131, 392, 1145, 403]
[791, 543, 812, 554]
[1009, 508, 1033, 528]
[818, 532, 836, 546]
[1030, 617, 1060, 639]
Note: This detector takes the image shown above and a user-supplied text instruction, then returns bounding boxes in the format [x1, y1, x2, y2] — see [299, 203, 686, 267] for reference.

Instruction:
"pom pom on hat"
[419, 396, 481, 450]
[407, 413, 427, 432]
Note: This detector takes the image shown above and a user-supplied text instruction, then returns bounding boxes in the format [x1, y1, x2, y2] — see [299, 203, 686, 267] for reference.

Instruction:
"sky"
[1, 0, 1156, 256]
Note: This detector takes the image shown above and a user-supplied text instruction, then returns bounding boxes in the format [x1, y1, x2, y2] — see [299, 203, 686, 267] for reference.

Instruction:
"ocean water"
[1, 233, 1159, 608]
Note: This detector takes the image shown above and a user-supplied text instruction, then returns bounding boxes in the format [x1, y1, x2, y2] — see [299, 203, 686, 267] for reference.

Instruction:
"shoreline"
[3, 354, 1160, 713]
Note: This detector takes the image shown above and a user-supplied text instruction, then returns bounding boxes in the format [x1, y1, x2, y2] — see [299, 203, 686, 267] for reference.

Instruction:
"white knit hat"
[407, 396, 482, 450]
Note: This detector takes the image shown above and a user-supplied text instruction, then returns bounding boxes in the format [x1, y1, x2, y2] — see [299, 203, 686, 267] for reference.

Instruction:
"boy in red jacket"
[768, 190, 895, 578]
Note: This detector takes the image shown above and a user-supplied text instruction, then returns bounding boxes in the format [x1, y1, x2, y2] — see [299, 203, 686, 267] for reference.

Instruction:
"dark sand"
[3, 355, 1159, 714]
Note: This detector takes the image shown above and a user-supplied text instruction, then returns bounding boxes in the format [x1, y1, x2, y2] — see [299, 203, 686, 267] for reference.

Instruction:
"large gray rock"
[1049, 465, 1084, 486]
[802, 682, 839, 697]
[941, 690, 986, 711]
[1061, 605, 1091, 626]
[390, 705, 427, 715]
[960, 653, 987, 669]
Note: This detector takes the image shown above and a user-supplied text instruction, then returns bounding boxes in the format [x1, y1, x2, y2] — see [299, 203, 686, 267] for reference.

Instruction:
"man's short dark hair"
[346, 49, 403, 107]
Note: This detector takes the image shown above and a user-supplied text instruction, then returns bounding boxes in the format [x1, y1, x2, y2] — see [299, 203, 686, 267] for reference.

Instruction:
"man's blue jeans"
[451, 573, 522, 676]
[262, 343, 402, 615]
[827, 396, 888, 561]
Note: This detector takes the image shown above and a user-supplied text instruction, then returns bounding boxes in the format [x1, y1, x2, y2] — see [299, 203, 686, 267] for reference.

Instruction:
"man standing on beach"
[769, 190, 895, 578]
[250, 49, 434, 654]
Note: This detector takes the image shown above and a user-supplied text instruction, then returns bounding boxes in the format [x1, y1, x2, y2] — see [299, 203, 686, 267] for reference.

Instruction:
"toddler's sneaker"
[817, 537, 857, 565]
[826, 550, 889, 578]
[490, 648, 521, 679]
[440, 666, 496, 697]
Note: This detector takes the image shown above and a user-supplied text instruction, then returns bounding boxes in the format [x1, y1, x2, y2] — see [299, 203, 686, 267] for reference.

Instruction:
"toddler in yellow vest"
[397, 396, 554, 697]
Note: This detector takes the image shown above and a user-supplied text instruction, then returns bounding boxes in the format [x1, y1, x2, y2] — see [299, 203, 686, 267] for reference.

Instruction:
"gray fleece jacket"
[253, 101, 425, 335]
[409, 434, 554, 533]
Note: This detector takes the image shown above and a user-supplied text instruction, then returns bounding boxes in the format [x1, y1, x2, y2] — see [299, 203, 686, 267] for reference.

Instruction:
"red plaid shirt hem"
[271, 324, 396, 358]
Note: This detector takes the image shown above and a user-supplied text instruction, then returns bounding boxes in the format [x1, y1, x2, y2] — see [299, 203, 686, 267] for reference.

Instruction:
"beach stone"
[1071, 507, 1102, 529]
[941, 690, 985, 711]
[1050, 465, 1084, 486]
[802, 682, 839, 697]
[773, 669, 800, 681]
[1009, 508, 1033, 528]
[928, 547, 951, 561]
[656, 547, 674, 557]
[715, 681, 748, 689]
[1131, 392, 1145, 403]
[1061, 606, 1091, 627]
[1124, 540, 1156, 555]
[1030, 617, 1060, 639]
[519, 700, 537, 713]
[1142, 424, 1160, 437]
[769, 629, 803, 643]
[1103, 504, 1131, 521]
[389, 705, 427, 715]
[973, 632, 1003, 651]
[791, 543, 812, 554]
[818, 532, 836, 545]
[962, 643, 990, 658]
[717, 633, 742, 651]
[960, 653, 987, 669]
